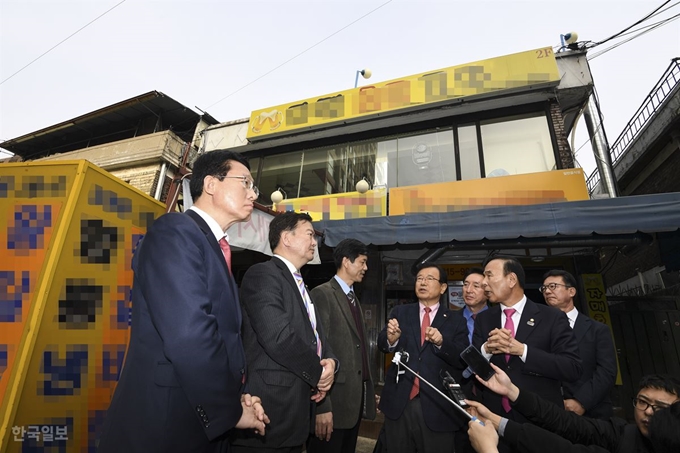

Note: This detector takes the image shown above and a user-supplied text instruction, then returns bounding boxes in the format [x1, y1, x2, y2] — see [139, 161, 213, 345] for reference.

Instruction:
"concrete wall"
[36, 130, 185, 170]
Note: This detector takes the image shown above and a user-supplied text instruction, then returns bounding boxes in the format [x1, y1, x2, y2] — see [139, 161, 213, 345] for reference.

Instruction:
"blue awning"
[313, 192, 680, 247]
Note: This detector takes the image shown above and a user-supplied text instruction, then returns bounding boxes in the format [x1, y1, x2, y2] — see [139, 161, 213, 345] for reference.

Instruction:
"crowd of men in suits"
[97, 150, 676, 453]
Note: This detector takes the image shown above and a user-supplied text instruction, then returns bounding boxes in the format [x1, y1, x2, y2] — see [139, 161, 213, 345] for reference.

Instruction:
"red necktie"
[502, 308, 516, 412]
[219, 237, 231, 271]
[409, 306, 431, 400]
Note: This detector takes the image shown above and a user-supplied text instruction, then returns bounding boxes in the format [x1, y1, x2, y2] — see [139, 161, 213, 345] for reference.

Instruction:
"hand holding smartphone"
[460, 345, 495, 381]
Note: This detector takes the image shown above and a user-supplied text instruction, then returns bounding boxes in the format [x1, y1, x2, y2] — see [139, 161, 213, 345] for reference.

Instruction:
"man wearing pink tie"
[378, 264, 469, 453]
[471, 256, 582, 453]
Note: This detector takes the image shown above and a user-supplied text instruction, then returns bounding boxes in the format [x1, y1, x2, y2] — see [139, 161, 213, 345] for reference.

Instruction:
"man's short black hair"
[483, 256, 525, 289]
[649, 402, 680, 453]
[638, 374, 680, 398]
[416, 263, 447, 283]
[463, 267, 485, 281]
[333, 239, 368, 270]
[542, 269, 578, 289]
[269, 211, 313, 252]
[189, 149, 250, 201]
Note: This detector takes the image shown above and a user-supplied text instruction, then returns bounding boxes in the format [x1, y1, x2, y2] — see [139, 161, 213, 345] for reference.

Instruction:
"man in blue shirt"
[455, 267, 489, 453]
[461, 267, 489, 344]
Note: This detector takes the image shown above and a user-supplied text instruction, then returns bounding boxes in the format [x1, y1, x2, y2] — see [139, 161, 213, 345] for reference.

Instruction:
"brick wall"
[110, 164, 161, 196]
[550, 102, 574, 169]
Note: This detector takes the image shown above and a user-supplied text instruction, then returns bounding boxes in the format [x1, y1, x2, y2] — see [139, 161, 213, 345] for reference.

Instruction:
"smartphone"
[460, 345, 495, 381]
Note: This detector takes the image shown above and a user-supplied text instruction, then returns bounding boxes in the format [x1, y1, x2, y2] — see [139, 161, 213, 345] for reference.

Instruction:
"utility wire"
[1, 0, 127, 86]
[593, 0, 670, 46]
[589, 12, 680, 60]
[205, 0, 394, 110]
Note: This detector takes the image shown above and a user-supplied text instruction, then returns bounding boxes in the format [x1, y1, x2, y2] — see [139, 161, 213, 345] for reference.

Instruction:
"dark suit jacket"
[311, 278, 376, 429]
[232, 257, 336, 448]
[378, 303, 469, 432]
[472, 298, 582, 423]
[98, 211, 246, 453]
[562, 312, 617, 419]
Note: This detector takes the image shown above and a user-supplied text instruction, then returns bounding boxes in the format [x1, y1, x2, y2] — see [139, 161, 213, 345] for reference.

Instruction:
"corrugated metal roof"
[0, 91, 219, 159]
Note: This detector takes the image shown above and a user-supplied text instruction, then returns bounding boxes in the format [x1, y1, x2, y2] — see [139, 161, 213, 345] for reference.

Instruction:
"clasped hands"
[236, 393, 270, 435]
[386, 318, 444, 346]
[484, 328, 524, 357]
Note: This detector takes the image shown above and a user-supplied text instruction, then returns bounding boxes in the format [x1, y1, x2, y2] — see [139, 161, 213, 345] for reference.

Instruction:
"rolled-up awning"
[313, 192, 680, 247]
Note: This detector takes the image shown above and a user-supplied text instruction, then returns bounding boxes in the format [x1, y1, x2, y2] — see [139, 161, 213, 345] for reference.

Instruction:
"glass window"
[458, 124, 481, 180]
[387, 130, 456, 188]
[259, 142, 380, 203]
[480, 114, 555, 177]
[259, 152, 303, 204]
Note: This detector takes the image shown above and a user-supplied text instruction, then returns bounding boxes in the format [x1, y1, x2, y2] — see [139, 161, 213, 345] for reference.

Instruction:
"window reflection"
[387, 130, 456, 188]
[255, 110, 558, 204]
[458, 125, 480, 181]
[480, 114, 555, 177]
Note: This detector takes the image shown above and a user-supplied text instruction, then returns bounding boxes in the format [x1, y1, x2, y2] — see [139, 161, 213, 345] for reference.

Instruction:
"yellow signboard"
[0, 161, 165, 452]
[581, 273, 623, 385]
[247, 47, 560, 140]
[275, 188, 387, 221]
[389, 169, 589, 215]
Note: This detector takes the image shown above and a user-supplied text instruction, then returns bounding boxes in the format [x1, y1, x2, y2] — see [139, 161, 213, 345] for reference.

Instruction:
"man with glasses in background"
[377, 264, 469, 453]
[467, 364, 680, 453]
[542, 270, 617, 419]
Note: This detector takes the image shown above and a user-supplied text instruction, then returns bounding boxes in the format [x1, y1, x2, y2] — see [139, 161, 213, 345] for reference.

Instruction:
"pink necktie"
[409, 306, 431, 400]
[219, 237, 231, 271]
[502, 308, 516, 412]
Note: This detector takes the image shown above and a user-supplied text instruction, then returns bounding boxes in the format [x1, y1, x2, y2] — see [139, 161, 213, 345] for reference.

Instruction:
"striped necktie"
[293, 272, 322, 357]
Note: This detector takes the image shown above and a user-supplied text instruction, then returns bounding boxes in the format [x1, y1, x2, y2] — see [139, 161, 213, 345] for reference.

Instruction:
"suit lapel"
[185, 210, 236, 290]
[272, 257, 307, 310]
[514, 299, 540, 344]
[331, 279, 360, 340]
[572, 313, 590, 341]
[186, 211, 230, 273]
[430, 305, 449, 331]
[410, 303, 422, 348]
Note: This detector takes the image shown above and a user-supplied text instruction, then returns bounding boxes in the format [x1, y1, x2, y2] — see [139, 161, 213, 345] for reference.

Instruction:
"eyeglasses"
[220, 175, 259, 197]
[539, 282, 572, 293]
[416, 275, 441, 284]
[632, 397, 672, 413]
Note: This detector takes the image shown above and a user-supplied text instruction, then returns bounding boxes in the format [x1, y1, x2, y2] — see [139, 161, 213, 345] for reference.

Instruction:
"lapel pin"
[443, 313, 447, 318]
[527, 319, 535, 326]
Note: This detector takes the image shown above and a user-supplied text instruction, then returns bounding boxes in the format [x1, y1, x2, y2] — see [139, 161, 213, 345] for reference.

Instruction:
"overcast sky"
[1, 0, 679, 177]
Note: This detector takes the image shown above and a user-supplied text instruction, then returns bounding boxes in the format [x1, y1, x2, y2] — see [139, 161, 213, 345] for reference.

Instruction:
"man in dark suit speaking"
[378, 264, 469, 453]
[542, 269, 617, 419]
[232, 211, 337, 453]
[472, 256, 582, 452]
[98, 150, 268, 453]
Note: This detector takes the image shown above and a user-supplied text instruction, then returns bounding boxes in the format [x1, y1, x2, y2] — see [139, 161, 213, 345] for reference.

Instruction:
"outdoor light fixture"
[354, 69, 372, 88]
[356, 177, 371, 194]
[270, 186, 287, 204]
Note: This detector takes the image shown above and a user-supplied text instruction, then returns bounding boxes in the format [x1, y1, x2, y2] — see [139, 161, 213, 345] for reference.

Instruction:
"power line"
[205, 0, 394, 110]
[593, 0, 671, 47]
[588, 12, 680, 60]
[0, 0, 127, 86]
